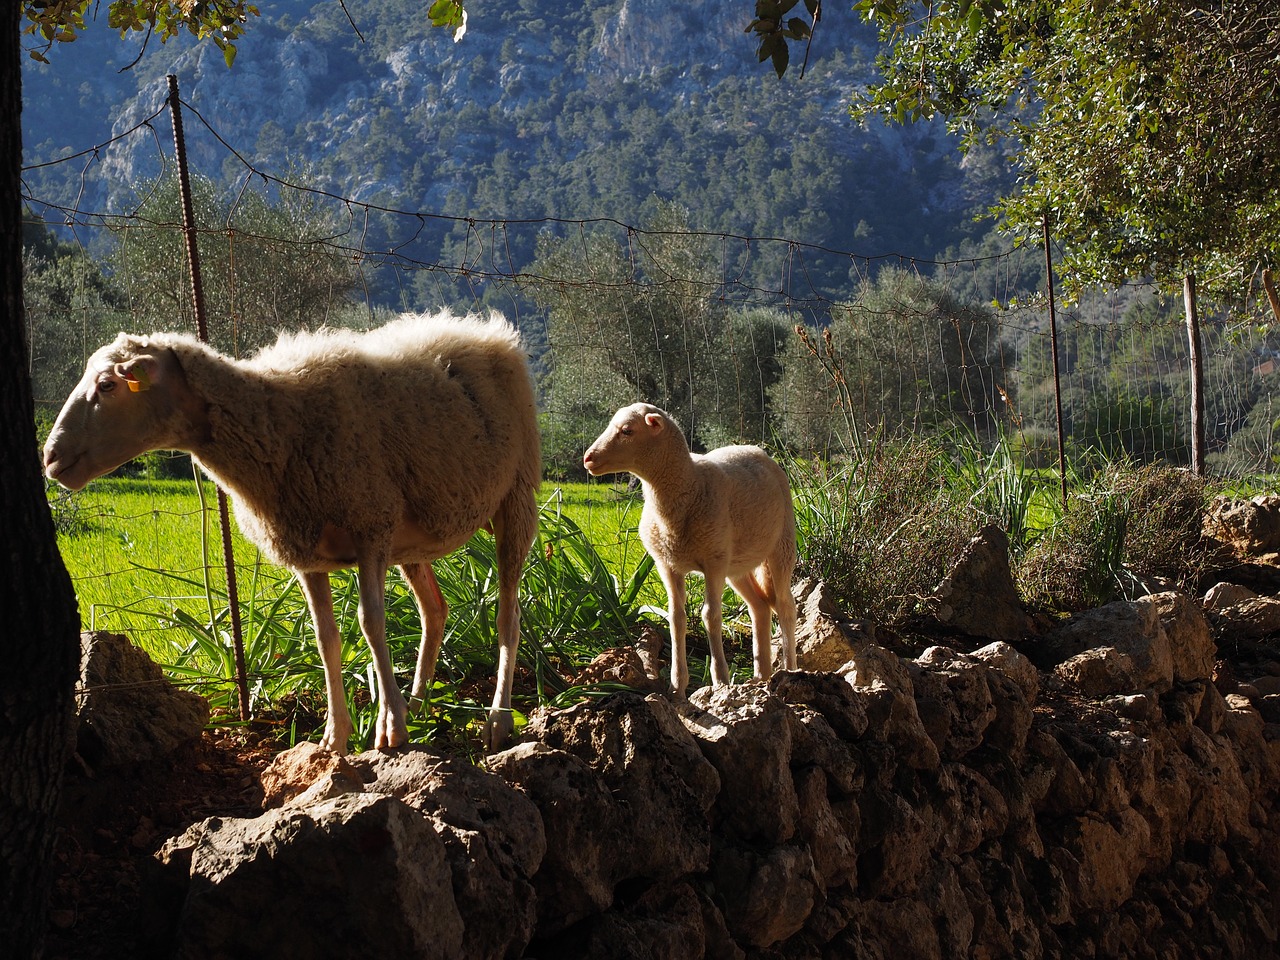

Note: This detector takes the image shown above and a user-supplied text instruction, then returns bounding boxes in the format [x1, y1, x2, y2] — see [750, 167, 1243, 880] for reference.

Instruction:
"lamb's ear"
[644, 412, 665, 434]
[114, 356, 160, 393]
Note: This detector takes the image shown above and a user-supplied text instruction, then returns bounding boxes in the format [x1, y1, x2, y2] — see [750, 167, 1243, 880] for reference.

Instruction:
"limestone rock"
[525, 692, 720, 882]
[684, 683, 799, 844]
[1204, 494, 1280, 556]
[575, 644, 667, 693]
[260, 741, 362, 809]
[349, 748, 545, 959]
[486, 741, 623, 936]
[76, 630, 209, 770]
[154, 792, 466, 960]
[909, 646, 997, 761]
[930, 524, 1032, 642]
[1147, 591, 1216, 683]
[840, 643, 940, 771]
[791, 578, 876, 673]
[710, 841, 821, 948]
[1043, 597, 1175, 695]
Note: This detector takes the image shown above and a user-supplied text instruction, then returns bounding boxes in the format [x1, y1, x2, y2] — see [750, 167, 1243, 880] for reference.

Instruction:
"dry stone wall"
[144, 584, 1280, 959]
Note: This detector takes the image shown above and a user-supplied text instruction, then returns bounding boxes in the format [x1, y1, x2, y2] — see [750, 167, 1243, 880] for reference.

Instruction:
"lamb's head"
[44, 334, 197, 491]
[583, 402, 682, 478]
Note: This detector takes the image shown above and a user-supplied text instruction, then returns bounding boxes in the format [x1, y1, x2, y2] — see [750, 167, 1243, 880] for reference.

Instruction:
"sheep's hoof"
[482, 709, 515, 752]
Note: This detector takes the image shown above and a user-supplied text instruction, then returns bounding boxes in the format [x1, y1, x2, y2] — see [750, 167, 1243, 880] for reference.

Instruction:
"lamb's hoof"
[482, 709, 515, 752]
[318, 726, 353, 756]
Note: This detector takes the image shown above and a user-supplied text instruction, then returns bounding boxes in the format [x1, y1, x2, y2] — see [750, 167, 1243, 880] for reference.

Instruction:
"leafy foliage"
[774, 268, 1010, 455]
[23, 0, 261, 67]
[110, 171, 360, 358]
[1017, 460, 1213, 613]
[790, 433, 981, 622]
[531, 202, 793, 476]
[746, 0, 819, 78]
[850, 0, 1280, 300]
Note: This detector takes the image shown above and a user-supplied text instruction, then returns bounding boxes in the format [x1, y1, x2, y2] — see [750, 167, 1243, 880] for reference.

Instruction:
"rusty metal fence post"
[167, 75, 251, 722]
[1042, 214, 1068, 509]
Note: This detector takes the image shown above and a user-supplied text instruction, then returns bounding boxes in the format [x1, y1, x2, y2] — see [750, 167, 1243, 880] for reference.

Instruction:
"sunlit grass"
[53, 475, 671, 751]
[51, 439, 1220, 751]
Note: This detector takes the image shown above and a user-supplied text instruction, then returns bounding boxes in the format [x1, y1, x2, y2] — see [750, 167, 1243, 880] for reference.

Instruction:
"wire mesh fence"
[24, 80, 1280, 647]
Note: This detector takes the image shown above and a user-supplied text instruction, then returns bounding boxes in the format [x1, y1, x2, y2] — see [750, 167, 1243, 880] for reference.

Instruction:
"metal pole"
[1184, 273, 1206, 475]
[1042, 214, 1068, 509]
[168, 76, 251, 722]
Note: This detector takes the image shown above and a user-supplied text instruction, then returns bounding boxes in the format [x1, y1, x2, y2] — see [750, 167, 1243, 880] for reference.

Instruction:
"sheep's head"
[44, 335, 188, 491]
[583, 402, 675, 478]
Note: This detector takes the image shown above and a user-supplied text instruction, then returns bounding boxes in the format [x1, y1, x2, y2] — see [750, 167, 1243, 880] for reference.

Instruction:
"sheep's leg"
[484, 495, 537, 752]
[658, 564, 691, 696]
[730, 571, 777, 681]
[702, 572, 732, 687]
[402, 561, 448, 714]
[355, 557, 409, 750]
[298, 571, 355, 755]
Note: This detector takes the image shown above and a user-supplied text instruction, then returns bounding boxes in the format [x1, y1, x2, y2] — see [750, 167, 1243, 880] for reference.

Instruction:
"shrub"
[1017, 462, 1212, 613]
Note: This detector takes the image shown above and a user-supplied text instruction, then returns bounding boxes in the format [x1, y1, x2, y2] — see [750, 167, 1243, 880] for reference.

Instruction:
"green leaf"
[772, 39, 790, 78]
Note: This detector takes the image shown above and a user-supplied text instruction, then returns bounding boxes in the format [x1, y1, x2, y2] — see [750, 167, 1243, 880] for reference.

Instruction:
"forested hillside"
[21, 0, 1006, 285]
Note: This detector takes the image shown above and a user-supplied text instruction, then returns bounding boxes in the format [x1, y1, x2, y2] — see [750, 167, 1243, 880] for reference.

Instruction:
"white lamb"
[583, 402, 798, 695]
[44, 311, 541, 754]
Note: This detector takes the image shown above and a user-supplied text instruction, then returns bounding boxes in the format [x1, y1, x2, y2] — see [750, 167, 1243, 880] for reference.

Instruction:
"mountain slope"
[21, 0, 1002, 304]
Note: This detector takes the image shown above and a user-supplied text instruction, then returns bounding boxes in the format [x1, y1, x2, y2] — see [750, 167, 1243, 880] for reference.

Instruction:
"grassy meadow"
[51, 436, 1217, 753]
[53, 474, 684, 751]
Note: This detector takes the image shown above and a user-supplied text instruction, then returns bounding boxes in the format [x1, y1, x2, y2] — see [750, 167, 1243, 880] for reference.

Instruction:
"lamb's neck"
[637, 448, 701, 510]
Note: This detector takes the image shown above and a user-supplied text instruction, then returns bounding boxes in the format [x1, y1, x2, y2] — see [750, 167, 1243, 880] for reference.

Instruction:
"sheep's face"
[44, 338, 173, 491]
[583, 402, 668, 477]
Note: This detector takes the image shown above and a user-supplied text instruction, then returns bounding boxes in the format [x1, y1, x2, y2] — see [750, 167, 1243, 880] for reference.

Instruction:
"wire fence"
[24, 78, 1280, 657]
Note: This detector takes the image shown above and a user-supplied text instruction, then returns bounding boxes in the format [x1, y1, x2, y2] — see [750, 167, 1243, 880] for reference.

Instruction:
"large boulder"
[486, 741, 624, 937]
[929, 524, 1032, 642]
[684, 684, 800, 844]
[1040, 597, 1175, 695]
[523, 692, 721, 883]
[152, 792, 466, 960]
[791, 578, 876, 673]
[76, 631, 209, 770]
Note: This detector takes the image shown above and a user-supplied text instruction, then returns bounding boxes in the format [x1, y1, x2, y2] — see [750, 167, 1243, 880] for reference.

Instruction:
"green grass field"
[51, 474, 690, 749]
[51, 441, 1214, 751]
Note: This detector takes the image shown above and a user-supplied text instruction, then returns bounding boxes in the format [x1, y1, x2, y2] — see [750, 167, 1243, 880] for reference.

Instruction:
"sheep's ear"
[114, 356, 159, 393]
[644, 412, 665, 434]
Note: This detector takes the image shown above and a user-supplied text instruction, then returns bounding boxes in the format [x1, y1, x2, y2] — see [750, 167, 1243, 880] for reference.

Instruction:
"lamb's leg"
[355, 557, 409, 750]
[658, 564, 690, 696]
[771, 562, 799, 672]
[402, 561, 448, 714]
[298, 571, 355, 755]
[702, 572, 732, 687]
[730, 571, 776, 681]
[483, 494, 537, 752]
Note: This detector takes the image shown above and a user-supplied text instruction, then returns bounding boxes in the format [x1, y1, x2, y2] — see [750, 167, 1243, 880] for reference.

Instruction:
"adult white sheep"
[583, 402, 798, 695]
[43, 311, 541, 754]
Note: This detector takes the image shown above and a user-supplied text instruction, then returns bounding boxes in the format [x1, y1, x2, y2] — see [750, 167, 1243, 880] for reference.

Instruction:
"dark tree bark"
[0, 7, 81, 957]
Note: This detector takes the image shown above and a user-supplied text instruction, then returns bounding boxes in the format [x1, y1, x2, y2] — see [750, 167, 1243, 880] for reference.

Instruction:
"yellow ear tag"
[125, 367, 151, 392]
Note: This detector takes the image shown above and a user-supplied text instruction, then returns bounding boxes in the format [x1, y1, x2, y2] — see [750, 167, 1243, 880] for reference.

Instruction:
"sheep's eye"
[98, 379, 116, 395]
[619, 425, 632, 436]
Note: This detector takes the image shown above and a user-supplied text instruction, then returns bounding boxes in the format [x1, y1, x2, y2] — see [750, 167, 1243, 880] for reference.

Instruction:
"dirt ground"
[43, 729, 277, 960]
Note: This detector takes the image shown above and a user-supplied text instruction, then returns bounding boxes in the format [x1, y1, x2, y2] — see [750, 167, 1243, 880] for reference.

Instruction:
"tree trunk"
[0, 7, 81, 956]
[1183, 273, 1206, 476]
